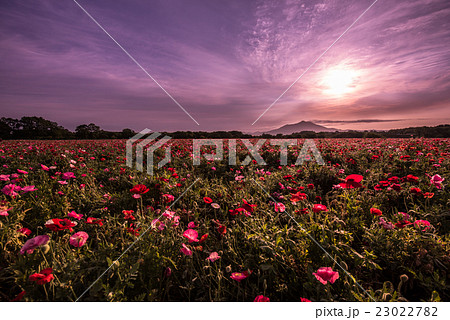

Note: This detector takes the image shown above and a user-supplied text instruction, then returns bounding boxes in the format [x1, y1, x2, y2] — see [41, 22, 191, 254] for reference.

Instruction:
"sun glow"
[322, 68, 358, 96]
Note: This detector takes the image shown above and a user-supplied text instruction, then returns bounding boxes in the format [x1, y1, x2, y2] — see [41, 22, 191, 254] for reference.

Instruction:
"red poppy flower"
[406, 175, 419, 182]
[199, 233, 208, 243]
[295, 208, 309, 215]
[10, 290, 26, 302]
[229, 208, 245, 215]
[126, 224, 141, 236]
[218, 225, 227, 235]
[45, 218, 77, 232]
[410, 187, 422, 195]
[290, 192, 307, 203]
[130, 184, 149, 195]
[242, 200, 257, 213]
[390, 184, 402, 191]
[339, 174, 364, 189]
[203, 197, 213, 204]
[388, 176, 399, 183]
[29, 268, 54, 285]
[122, 210, 135, 220]
[86, 217, 104, 226]
[18, 227, 32, 236]
[370, 208, 382, 216]
[395, 220, 412, 229]
[312, 204, 328, 213]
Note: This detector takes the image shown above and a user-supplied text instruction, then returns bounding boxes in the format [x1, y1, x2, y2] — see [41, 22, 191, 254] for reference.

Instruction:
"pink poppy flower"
[151, 219, 165, 231]
[187, 221, 196, 229]
[274, 202, 285, 212]
[0, 204, 12, 216]
[180, 243, 192, 256]
[313, 267, 339, 285]
[21, 185, 37, 193]
[68, 211, 84, 220]
[414, 220, 431, 231]
[172, 215, 180, 227]
[20, 235, 50, 254]
[2, 184, 22, 197]
[40, 164, 50, 171]
[254, 295, 270, 302]
[206, 252, 221, 262]
[0, 174, 10, 181]
[163, 210, 175, 219]
[379, 217, 395, 230]
[17, 169, 28, 174]
[230, 270, 251, 282]
[183, 229, 199, 243]
[69, 231, 89, 247]
[430, 174, 444, 189]
[300, 297, 312, 302]
[62, 172, 76, 180]
[312, 204, 328, 213]
[162, 194, 175, 203]
[211, 203, 220, 209]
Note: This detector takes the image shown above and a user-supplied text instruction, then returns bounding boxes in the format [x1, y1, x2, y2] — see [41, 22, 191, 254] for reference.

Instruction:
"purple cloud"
[0, 0, 449, 132]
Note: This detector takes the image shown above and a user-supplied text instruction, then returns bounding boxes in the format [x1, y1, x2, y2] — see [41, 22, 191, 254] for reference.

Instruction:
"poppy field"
[0, 138, 449, 302]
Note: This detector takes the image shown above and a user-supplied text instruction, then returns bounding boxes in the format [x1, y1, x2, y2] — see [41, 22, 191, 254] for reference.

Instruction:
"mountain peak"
[264, 121, 338, 135]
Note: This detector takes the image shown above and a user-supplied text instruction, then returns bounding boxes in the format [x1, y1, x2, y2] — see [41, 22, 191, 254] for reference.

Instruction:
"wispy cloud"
[0, 0, 449, 131]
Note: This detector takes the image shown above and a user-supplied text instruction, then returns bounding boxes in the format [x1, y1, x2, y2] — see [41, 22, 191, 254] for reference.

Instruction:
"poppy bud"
[382, 293, 392, 301]
[41, 244, 50, 254]
[400, 274, 408, 283]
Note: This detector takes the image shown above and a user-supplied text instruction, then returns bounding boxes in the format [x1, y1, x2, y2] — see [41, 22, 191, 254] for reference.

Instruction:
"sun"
[321, 68, 358, 96]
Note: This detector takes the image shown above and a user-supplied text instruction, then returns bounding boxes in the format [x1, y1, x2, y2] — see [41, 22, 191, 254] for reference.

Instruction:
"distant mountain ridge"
[262, 121, 339, 135]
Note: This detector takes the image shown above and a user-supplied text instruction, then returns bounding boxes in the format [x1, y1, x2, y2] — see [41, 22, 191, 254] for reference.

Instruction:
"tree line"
[0, 116, 449, 139]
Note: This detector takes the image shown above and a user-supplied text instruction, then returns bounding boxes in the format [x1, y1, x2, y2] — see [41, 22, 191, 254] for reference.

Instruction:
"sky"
[0, 0, 449, 132]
